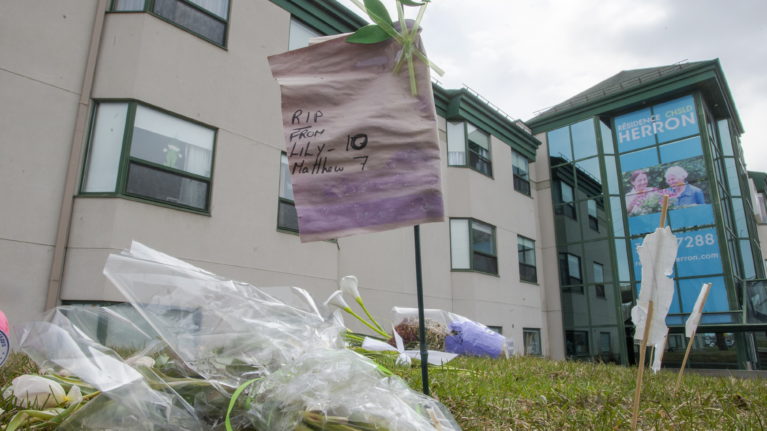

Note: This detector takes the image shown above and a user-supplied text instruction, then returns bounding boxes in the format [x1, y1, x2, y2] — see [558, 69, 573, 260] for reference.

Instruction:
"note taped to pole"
[268, 34, 444, 242]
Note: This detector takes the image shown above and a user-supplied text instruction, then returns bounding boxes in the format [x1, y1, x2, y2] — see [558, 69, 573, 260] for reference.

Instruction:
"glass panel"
[289, 18, 320, 50]
[279, 154, 294, 200]
[153, 0, 226, 45]
[277, 201, 298, 231]
[473, 253, 498, 274]
[593, 262, 604, 283]
[732, 197, 748, 237]
[113, 0, 145, 10]
[450, 219, 470, 269]
[447, 121, 466, 166]
[745, 280, 767, 324]
[523, 329, 542, 355]
[565, 330, 589, 358]
[547, 126, 572, 163]
[188, 0, 228, 18]
[604, 155, 619, 194]
[725, 158, 741, 197]
[568, 254, 582, 283]
[600, 120, 614, 155]
[740, 240, 756, 279]
[131, 105, 214, 177]
[718, 119, 733, 156]
[467, 123, 489, 150]
[614, 239, 630, 281]
[83, 103, 128, 193]
[610, 196, 625, 237]
[471, 221, 495, 255]
[126, 163, 208, 209]
[575, 157, 602, 196]
[518, 237, 536, 266]
[512, 150, 529, 180]
[572, 118, 598, 160]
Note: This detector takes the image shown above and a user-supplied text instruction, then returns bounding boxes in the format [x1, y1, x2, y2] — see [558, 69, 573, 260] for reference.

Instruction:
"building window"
[82, 101, 215, 212]
[487, 325, 503, 334]
[566, 330, 589, 357]
[512, 150, 531, 196]
[593, 262, 605, 298]
[559, 253, 582, 289]
[278, 153, 299, 232]
[517, 236, 537, 283]
[447, 121, 492, 177]
[289, 17, 321, 50]
[523, 328, 542, 356]
[556, 181, 576, 219]
[111, 0, 229, 46]
[587, 199, 599, 231]
[450, 218, 498, 275]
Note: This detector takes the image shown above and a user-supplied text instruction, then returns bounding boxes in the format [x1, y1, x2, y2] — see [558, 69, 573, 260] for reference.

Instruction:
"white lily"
[339, 275, 360, 299]
[339, 275, 386, 333]
[324, 290, 390, 339]
[7, 375, 82, 408]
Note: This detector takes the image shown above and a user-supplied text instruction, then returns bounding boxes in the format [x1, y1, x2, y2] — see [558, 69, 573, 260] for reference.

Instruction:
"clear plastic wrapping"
[9, 242, 460, 430]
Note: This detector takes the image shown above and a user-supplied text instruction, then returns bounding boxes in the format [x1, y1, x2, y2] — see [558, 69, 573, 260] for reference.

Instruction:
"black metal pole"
[414, 224, 430, 395]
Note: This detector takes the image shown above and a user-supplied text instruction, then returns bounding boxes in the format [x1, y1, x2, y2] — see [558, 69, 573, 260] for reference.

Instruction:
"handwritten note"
[269, 33, 444, 242]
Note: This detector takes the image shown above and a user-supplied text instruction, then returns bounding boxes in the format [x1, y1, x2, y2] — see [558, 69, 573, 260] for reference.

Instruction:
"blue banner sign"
[615, 95, 698, 152]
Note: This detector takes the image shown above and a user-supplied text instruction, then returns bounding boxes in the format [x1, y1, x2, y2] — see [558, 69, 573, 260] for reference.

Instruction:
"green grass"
[3, 352, 766, 430]
[392, 356, 767, 431]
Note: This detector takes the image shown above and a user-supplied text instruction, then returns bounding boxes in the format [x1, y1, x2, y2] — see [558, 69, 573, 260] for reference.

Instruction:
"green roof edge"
[269, 0, 367, 34]
[527, 60, 744, 136]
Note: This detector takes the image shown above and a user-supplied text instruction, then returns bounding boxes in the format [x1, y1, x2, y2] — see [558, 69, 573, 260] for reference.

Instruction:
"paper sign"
[269, 34, 444, 242]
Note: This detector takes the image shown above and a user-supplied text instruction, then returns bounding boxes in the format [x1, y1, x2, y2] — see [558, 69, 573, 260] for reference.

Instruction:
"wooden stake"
[674, 283, 712, 392]
[631, 300, 654, 431]
[631, 195, 670, 431]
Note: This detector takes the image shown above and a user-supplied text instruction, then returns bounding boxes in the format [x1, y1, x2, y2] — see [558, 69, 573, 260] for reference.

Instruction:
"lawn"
[3, 351, 766, 430]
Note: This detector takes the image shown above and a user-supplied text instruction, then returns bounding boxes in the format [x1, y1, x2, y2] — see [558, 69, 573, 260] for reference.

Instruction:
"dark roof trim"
[748, 171, 767, 194]
[269, 0, 367, 35]
[438, 88, 540, 161]
[528, 61, 743, 136]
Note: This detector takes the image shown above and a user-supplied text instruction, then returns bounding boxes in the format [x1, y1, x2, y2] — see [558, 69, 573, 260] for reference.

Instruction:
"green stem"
[343, 307, 391, 339]
[225, 378, 262, 431]
[356, 297, 386, 332]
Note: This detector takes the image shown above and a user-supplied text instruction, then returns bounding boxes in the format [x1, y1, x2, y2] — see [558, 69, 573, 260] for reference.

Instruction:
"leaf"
[399, 0, 427, 6]
[346, 24, 393, 44]
[364, 0, 393, 27]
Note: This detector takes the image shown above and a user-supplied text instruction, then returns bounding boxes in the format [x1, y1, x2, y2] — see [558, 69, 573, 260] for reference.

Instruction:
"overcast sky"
[338, 0, 767, 172]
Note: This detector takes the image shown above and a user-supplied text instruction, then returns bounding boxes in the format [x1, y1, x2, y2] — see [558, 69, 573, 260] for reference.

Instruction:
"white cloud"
[336, 0, 767, 171]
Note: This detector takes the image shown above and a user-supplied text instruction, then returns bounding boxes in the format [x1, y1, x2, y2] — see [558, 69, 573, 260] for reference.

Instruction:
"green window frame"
[278, 153, 299, 232]
[81, 101, 216, 213]
[512, 149, 531, 196]
[450, 218, 498, 275]
[523, 328, 542, 356]
[558, 252, 583, 291]
[109, 0, 230, 47]
[517, 235, 537, 283]
[447, 121, 493, 177]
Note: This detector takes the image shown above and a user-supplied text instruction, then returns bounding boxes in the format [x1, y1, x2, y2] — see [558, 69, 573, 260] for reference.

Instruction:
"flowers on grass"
[4, 375, 82, 409]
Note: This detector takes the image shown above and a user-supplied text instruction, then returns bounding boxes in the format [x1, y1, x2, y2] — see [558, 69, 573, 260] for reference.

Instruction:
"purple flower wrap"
[444, 320, 505, 358]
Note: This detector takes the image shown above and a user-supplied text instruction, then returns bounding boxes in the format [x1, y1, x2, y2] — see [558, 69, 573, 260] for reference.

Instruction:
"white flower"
[339, 275, 360, 299]
[323, 290, 350, 310]
[8, 375, 66, 409]
[127, 356, 156, 369]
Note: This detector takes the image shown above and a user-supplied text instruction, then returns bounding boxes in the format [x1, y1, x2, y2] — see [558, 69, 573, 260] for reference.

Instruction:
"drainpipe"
[45, 0, 108, 311]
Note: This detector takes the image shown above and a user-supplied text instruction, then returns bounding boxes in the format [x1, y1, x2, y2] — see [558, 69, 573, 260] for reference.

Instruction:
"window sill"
[520, 279, 539, 286]
[77, 193, 211, 216]
[450, 268, 500, 278]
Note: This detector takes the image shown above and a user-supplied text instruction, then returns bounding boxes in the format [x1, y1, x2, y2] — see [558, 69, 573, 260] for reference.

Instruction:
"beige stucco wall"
[0, 0, 100, 325]
[2, 1, 554, 356]
[533, 132, 565, 359]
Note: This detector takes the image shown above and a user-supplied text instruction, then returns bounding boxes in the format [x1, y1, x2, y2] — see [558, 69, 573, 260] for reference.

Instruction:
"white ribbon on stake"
[675, 282, 712, 392]
[630, 196, 677, 431]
